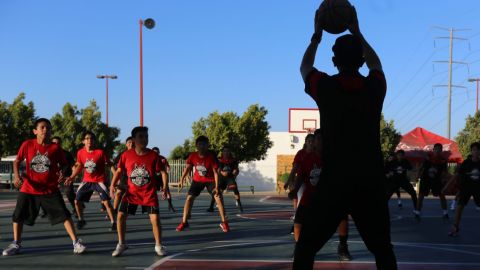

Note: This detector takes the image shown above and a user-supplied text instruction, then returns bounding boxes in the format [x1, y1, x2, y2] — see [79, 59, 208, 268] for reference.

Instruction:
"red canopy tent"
[395, 127, 463, 164]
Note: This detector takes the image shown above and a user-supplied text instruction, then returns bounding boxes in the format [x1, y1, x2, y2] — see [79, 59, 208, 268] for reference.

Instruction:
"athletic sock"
[339, 235, 348, 245]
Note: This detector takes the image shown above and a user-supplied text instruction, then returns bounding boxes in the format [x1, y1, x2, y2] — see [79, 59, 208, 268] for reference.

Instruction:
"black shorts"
[219, 178, 237, 191]
[419, 178, 442, 196]
[76, 182, 110, 202]
[12, 192, 71, 226]
[188, 181, 215, 197]
[294, 205, 311, 225]
[118, 201, 159, 215]
[117, 176, 128, 191]
[458, 181, 480, 206]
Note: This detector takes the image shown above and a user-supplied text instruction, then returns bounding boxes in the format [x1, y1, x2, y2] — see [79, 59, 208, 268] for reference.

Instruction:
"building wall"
[237, 132, 308, 191]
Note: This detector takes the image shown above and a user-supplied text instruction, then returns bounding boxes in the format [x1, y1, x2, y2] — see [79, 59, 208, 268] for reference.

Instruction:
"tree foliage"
[0, 94, 120, 158]
[380, 113, 402, 158]
[0, 93, 36, 156]
[51, 100, 120, 157]
[170, 104, 272, 162]
[456, 111, 480, 159]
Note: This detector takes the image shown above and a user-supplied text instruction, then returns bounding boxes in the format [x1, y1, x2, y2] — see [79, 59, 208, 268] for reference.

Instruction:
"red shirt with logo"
[297, 151, 323, 206]
[76, 148, 108, 183]
[118, 149, 164, 206]
[186, 152, 218, 183]
[16, 139, 67, 195]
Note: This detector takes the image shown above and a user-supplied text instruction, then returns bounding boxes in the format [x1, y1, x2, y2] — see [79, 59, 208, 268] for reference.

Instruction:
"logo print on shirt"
[196, 163, 208, 177]
[222, 165, 231, 173]
[130, 164, 150, 187]
[84, 158, 96, 174]
[428, 167, 438, 178]
[30, 151, 51, 173]
[468, 168, 480, 181]
[396, 166, 404, 174]
[309, 164, 322, 186]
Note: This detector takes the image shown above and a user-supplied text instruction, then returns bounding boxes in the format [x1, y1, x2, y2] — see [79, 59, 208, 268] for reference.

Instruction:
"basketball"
[318, 0, 354, 34]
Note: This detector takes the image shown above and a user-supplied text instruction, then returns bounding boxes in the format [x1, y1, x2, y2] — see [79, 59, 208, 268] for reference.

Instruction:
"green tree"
[169, 139, 195, 160]
[456, 111, 480, 159]
[171, 104, 272, 162]
[0, 93, 36, 156]
[380, 113, 402, 158]
[51, 100, 120, 157]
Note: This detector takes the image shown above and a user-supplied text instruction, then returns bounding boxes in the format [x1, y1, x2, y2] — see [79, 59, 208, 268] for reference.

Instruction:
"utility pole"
[432, 27, 469, 139]
[468, 78, 480, 113]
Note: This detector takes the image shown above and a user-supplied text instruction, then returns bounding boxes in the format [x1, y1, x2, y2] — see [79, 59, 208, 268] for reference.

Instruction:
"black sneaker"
[76, 220, 86, 230]
[443, 213, 449, 220]
[338, 243, 352, 261]
[110, 223, 117, 232]
[206, 208, 214, 213]
[289, 225, 294, 235]
[40, 211, 47, 219]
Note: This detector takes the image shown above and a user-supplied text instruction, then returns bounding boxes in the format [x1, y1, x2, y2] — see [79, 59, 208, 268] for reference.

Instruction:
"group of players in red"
[2, 118, 244, 257]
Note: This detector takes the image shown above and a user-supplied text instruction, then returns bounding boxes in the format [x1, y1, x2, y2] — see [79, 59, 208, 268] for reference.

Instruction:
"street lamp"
[468, 78, 480, 113]
[139, 18, 155, 126]
[97, 75, 118, 127]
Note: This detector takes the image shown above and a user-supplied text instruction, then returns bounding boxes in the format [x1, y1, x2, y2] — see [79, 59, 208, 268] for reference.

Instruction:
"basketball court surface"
[0, 191, 479, 269]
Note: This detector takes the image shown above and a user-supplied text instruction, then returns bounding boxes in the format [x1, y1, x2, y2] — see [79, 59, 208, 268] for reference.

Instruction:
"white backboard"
[288, 108, 320, 133]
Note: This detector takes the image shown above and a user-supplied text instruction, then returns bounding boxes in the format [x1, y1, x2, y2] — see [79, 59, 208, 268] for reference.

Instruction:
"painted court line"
[145, 253, 184, 270]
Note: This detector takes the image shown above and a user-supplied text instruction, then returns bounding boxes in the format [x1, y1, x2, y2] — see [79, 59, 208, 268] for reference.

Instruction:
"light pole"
[96, 75, 118, 127]
[139, 18, 155, 127]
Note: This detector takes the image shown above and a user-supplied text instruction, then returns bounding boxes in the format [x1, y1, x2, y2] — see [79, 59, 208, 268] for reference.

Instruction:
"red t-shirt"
[186, 152, 218, 183]
[118, 149, 164, 206]
[297, 151, 323, 207]
[293, 149, 307, 166]
[76, 148, 108, 183]
[16, 139, 67, 195]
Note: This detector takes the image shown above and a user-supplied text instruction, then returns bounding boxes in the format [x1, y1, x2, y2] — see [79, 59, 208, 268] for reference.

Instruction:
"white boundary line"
[144, 252, 184, 270]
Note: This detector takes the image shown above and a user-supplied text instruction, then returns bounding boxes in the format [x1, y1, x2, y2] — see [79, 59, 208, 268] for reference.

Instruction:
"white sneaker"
[2, 243, 21, 256]
[155, 245, 167, 256]
[450, 201, 456, 211]
[73, 239, 86, 254]
[112, 244, 128, 257]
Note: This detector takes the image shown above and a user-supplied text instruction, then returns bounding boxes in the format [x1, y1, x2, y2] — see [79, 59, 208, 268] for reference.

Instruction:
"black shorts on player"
[457, 181, 480, 206]
[76, 182, 110, 202]
[219, 177, 238, 192]
[118, 201, 160, 215]
[419, 179, 442, 196]
[12, 192, 71, 226]
[188, 181, 215, 197]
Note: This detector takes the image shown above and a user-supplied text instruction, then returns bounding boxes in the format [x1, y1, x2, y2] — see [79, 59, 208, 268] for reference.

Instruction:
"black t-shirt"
[458, 158, 480, 184]
[305, 69, 386, 179]
[63, 150, 75, 177]
[218, 158, 239, 178]
[389, 159, 412, 180]
[420, 157, 447, 181]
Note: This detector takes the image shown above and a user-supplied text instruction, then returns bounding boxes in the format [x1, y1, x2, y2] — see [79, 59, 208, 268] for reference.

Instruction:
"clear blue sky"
[1, 0, 479, 156]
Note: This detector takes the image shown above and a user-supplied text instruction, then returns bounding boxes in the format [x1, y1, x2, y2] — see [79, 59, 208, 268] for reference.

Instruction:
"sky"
[1, 0, 479, 156]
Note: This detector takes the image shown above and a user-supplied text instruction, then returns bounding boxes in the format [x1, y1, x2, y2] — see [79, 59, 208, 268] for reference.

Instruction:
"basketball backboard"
[288, 108, 320, 133]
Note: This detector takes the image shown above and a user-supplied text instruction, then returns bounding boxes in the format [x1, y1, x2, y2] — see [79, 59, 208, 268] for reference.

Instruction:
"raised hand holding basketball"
[347, 6, 360, 36]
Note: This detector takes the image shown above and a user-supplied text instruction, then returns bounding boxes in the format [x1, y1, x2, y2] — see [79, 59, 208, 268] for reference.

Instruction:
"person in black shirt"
[414, 143, 449, 219]
[449, 142, 480, 236]
[385, 154, 403, 208]
[294, 7, 397, 270]
[52, 136, 77, 215]
[386, 150, 418, 210]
